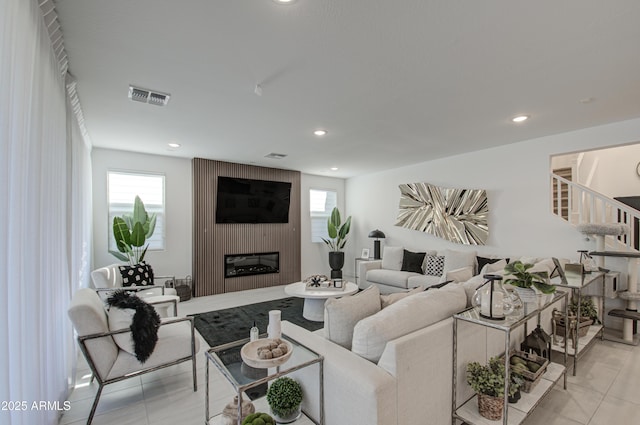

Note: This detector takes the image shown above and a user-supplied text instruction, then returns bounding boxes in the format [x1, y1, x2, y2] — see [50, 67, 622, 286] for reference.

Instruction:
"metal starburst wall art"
[395, 182, 488, 245]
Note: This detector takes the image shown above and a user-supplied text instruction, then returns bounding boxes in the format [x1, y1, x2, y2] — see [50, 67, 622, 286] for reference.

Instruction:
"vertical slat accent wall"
[193, 158, 301, 296]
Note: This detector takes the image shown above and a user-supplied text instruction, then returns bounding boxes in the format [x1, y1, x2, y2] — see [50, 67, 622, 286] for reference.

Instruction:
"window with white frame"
[310, 189, 337, 242]
[108, 171, 165, 251]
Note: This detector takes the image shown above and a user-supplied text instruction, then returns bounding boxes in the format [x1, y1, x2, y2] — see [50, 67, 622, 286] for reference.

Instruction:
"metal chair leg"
[192, 355, 198, 392]
[86, 383, 104, 425]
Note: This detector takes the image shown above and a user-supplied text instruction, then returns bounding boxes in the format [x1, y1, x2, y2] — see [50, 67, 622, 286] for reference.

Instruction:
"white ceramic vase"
[512, 287, 538, 314]
[512, 287, 554, 314]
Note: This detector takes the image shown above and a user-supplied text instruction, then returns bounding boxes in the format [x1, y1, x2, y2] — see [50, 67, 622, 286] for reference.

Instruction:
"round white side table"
[284, 281, 358, 321]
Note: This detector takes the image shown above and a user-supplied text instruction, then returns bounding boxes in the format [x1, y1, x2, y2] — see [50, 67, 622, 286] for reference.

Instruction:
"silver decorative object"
[395, 182, 488, 245]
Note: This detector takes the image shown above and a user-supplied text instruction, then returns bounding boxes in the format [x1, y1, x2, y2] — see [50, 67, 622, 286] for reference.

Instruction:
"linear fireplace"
[224, 252, 279, 278]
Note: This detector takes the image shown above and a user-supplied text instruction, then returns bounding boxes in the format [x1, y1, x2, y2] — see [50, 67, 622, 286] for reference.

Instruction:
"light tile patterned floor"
[59, 286, 640, 425]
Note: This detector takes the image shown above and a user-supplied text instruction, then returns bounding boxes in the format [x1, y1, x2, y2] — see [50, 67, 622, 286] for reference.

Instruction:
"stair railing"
[550, 173, 640, 250]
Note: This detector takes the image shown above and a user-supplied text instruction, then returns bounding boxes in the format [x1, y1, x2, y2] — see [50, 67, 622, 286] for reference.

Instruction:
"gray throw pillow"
[324, 285, 381, 349]
[381, 246, 404, 271]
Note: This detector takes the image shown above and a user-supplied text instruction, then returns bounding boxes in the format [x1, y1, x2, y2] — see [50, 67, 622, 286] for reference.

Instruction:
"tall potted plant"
[321, 207, 351, 279]
[109, 195, 157, 266]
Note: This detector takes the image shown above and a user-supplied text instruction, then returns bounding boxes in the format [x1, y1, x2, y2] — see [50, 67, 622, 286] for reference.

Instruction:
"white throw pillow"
[444, 265, 474, 283]
[530, 258, 554, 279]
[107, 306, 136, 355]
[352, 285, 467, 362]
[442, 249, 477, 274]
[518, 256, 540, 266]
[380, 286, 424, 308]
[381, 246, 404, 271]
[461, 274, 488, 307]
[480, 259, 508, 275]
[324, 285, 381, 349]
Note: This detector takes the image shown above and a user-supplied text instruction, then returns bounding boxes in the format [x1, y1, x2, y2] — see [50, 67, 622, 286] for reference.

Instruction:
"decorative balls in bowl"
[241, 338, 293, 369]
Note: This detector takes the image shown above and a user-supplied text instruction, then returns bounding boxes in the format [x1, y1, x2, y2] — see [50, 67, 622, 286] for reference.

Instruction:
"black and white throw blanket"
[107, 290, 161, 362]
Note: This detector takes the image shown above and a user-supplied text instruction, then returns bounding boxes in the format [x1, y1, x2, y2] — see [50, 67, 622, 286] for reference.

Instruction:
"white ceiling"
[55, 0, 640, 178]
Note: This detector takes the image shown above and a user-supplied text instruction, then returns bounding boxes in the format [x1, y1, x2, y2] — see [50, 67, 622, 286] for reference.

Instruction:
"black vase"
[328, 251, 345, 279]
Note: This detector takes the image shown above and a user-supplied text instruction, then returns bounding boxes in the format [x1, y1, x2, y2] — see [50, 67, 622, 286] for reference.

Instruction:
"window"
[108, 171, 165, 251]
[310, 189, 337, 242]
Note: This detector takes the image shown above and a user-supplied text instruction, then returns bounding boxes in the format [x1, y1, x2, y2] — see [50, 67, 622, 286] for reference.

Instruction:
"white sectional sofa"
[359, 246, 479, 293]
[285, 254, 565, 425]
[282, 283, 522, 425]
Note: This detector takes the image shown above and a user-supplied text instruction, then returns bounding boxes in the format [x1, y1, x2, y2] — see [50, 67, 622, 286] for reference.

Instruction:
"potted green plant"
[109, 195, 157, 266]
[503, 261, 556, 294]
[266, 377, 303, 423]
[553, 296, 599, 343]
[466, 357, 521, 420]
[503, 261, 556, 311]
[569, 295, 600, 324]
[242, 412, 275, 425]
[321, 207, 351, 279]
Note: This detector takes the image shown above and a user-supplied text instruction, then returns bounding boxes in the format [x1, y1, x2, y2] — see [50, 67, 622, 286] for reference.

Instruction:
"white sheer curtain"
[0, 1, 92, 424]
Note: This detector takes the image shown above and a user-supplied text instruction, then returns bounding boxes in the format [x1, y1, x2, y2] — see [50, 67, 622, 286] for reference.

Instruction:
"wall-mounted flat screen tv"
[215, 176, 291, 223]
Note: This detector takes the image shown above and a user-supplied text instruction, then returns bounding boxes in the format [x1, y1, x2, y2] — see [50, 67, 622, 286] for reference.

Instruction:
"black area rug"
[190, 297, 324, 348]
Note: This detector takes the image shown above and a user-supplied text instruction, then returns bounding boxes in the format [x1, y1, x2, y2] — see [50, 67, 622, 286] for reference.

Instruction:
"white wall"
[91, 148, 193, 279]
[92, 117, 640, 286]
[345, 117, 640, 277]
[92, 149, 347, 285]
[300, 174, 346, 278]
[580, 143, 640, 199]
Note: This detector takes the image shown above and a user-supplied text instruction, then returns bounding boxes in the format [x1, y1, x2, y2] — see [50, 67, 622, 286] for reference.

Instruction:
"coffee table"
[284, 281, 358, 321]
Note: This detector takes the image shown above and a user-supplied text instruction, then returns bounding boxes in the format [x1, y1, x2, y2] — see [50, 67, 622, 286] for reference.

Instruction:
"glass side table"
[205, 334, 324, 425]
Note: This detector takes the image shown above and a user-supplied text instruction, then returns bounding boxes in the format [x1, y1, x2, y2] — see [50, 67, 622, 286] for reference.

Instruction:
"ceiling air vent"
[265, 153, 287, 159]
[128, 85, 170, 106]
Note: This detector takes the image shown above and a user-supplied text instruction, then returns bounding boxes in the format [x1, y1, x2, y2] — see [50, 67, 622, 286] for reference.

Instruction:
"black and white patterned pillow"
[119, 262, 154, 286]
[423, 255, 445, 276]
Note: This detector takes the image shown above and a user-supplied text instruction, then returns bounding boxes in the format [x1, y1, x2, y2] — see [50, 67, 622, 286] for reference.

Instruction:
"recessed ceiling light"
[313, 129, 328, 136]
[273, 0, 297, 4]
[512, 115, 529, 123]
[168, 142, 181, 148]
[330, 167, 339, 171]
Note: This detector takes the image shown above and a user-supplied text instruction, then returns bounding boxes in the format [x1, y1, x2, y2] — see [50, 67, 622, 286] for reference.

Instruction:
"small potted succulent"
[266, 377, 303, 423]
[466, 356, 521, 420]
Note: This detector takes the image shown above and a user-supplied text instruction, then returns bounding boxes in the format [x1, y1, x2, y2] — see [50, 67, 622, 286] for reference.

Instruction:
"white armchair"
[91, 264, 180, 317]
[68, 288, 198, 424]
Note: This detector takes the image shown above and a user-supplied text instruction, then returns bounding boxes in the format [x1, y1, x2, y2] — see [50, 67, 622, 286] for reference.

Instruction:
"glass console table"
[550, 270, 605, 375]
[205, 334, 324, 425]
[452, 290, 569, 425]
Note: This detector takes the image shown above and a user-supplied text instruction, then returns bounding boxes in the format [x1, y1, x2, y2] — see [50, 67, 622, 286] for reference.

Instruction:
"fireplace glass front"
[224, 252, 279, 278]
